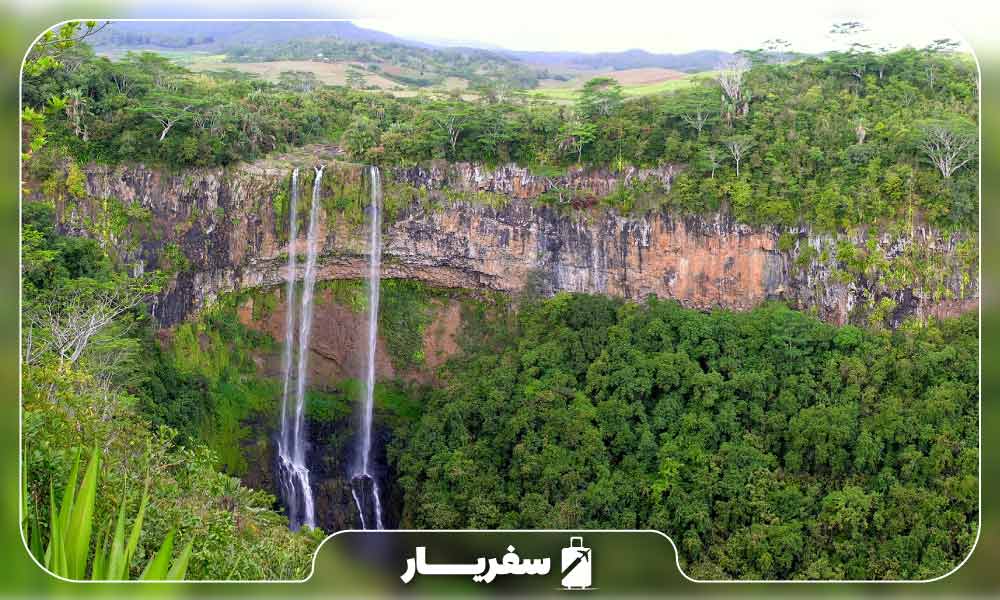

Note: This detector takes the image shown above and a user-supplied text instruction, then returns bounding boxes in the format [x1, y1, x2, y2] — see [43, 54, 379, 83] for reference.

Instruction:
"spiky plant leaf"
[65, 447, 99, 579]
[122, 488, 149, 578]
[57, 449, 81, 536]
[90, 521, 110, 580]
[166, 538, 192, 581]
[104, 499, 128, 580]
[139, 529, 174, 581]
[45, 479, 68, 576]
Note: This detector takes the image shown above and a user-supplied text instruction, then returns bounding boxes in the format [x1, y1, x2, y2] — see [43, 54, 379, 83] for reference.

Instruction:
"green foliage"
[138, 530, 177, 580]
[343, 114, 382, 163]
[318, 164, 367, 224]
[378, 279, 441, 371]
[97, 484, 147, 580]
[316, 279, 367, 313]
[577, 77, 624, 119]
[392, 293, 978, 579]
[272, 173, 292, 239]
[159, 242, 189, 275]
[306, 378, 423, 427]
[252, 288, 279, 321]
[22, 204, 111, 297]
[305, 387, 355, 426]
[33, 448, 190, 581]
[778, 232, 798, 252]
[22, 217, 319, 580]
[23, 42, 977, 232]
[147, 297, 278, 474]
[65, 162, 88, 200]
[24, 21, 106, 78]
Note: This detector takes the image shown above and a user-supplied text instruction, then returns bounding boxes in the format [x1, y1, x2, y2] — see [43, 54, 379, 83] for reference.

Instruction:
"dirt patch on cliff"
[237, 288, 466, 387]
[414, 299, 463, 382]
[921, 297, 979, 321]
[237, 288, 395, 388]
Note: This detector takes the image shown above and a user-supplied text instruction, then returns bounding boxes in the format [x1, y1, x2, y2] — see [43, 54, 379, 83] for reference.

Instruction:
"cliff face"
[52, 160, 976, 329]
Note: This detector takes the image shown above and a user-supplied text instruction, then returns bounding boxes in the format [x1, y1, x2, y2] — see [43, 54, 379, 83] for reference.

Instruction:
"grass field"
[99, 49, 227, 66]
[531, 69, 714, 103]
[186, 58, 404, 88]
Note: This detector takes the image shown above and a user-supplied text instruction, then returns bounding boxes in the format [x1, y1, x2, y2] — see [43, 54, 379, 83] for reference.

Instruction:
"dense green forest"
[391, 293, 978, 579]
[21, 202, 320, 579]
[22, 32, 977, 232]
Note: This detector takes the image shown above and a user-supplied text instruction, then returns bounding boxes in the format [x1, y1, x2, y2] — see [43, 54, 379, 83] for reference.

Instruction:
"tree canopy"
[392, 293, 978, 580]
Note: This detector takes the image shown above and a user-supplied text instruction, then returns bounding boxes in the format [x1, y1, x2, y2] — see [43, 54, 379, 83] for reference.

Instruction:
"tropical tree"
[577, 77, 624, 119]
[558, 119, 596, 164]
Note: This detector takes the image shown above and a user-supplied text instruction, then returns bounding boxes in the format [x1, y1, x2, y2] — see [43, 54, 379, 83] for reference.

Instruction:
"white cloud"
[349, 0, 972, 53]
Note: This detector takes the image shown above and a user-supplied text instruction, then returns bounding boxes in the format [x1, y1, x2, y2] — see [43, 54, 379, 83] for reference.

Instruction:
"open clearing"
[537, 67, 686, 89]
[532, 68, 710, 103]
[186, 59, 403, 88]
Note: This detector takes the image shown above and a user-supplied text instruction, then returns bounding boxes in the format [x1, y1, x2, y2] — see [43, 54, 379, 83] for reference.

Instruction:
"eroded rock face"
[376, 204, 788, 321]
[42, 159, 976, 532]
[48, 161, 977, 329]
[391, 161, 682, 200]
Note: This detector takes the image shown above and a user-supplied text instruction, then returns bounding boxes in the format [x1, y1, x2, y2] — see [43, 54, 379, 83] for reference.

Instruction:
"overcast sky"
[15, 0, 986, 55]
[350, 0, 970, 54]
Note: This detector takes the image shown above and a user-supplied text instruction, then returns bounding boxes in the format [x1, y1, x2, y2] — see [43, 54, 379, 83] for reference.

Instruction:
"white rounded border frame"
[16, 16, 984, 586]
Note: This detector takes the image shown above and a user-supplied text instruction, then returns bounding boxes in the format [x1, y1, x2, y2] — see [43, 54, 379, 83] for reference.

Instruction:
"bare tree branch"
[918, 122, 976, 178]
[723, 136, 755, 177]
[25, 283, 150, 368]
[716, 55, 751, 120]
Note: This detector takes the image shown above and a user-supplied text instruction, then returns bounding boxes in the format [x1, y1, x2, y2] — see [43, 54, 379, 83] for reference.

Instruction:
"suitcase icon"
[561, 536, 592, 589]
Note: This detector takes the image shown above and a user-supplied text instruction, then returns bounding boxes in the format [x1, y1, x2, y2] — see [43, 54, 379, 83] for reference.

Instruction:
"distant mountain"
[90, 20, 727, 74]
[505, 48, 732, 72]
[90, 20, 430, 51]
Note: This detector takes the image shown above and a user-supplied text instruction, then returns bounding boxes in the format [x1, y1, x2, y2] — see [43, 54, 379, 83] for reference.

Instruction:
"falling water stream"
[350, 166, 385, 529]
[278, 165, 384, 530]
[277, 166, 323, 530]
[277, 168, 300, 528]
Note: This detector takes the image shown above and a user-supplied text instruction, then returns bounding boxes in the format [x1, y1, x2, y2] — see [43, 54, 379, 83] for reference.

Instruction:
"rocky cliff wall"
[45, 160, 977, 328]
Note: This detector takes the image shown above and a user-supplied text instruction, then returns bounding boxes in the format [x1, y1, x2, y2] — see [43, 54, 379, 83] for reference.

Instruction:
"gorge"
[37, 157, 979, 533]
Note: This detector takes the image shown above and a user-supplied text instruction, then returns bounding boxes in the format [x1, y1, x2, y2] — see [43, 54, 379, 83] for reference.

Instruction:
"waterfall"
[277, 166, 323, 531]
[351, 165, 385, 529]
[277, 169, 300, 528]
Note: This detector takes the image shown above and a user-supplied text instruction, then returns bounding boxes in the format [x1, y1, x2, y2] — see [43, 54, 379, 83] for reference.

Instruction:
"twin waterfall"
[277, 165, 385, 531]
